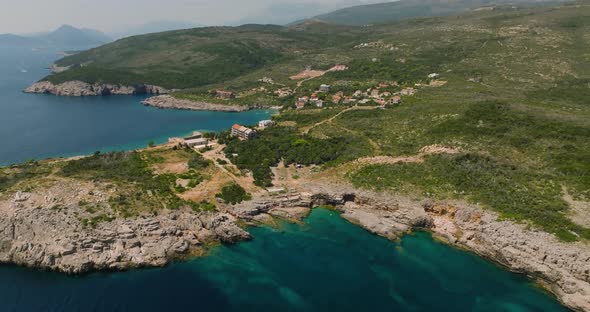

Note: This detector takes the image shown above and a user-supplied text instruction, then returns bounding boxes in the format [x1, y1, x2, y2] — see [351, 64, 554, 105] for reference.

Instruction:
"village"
[203, 63, 441, 112]
[290, 70, 441, 110]
[169, 64, 444, 153]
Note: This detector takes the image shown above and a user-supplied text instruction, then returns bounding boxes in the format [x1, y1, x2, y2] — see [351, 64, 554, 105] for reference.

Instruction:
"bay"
[0, 209, 567, 312]
[0, 47, 272, 166]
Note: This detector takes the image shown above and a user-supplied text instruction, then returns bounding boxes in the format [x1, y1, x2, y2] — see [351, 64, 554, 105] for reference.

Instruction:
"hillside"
[203, 2, 588, 241]
[306, 0, 564, 26]
[44, 24, 361, 89]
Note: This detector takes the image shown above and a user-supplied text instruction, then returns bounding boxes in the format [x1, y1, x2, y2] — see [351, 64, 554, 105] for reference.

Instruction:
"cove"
[0, 48, 272, 166]
[0, 209, 567, 312]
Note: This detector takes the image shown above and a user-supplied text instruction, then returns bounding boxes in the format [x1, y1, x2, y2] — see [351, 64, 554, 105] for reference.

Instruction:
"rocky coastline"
[24, 81, 169, 97]
[230, 184, 590, 312]
[142, 95, 251, 112]
[0, 181, 250, 274]
[1, 179, 588, 311]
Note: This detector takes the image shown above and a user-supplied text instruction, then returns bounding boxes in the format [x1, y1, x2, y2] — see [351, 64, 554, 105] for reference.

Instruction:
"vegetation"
[188, 153, 211, 170]
[45, 24, 357, 90]
[309, 0, 555, 26]
[0, 161, 52, 192]
[60, 150, 210, 216]
[215, 183, 252, 205]
[223, 127, 371, 186]
[12, 2, 590, 242]
[192, 201, 217, 212]
[350, 153, 590, 241]
[227, 3, 589, 241]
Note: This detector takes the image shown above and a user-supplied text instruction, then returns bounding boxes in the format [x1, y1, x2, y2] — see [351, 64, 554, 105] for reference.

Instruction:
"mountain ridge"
[0, 25, 111, 50]
[299, 0, 565, 25]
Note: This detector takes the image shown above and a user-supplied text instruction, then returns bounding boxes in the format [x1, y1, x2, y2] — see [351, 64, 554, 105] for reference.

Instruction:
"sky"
[0, 0, 386, 34]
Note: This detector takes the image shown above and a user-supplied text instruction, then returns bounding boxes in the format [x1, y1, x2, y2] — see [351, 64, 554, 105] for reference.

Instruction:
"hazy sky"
[0, 0, 385, 34]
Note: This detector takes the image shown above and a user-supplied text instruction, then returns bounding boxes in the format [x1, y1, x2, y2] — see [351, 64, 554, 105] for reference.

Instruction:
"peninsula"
[7, 1, 590, 311]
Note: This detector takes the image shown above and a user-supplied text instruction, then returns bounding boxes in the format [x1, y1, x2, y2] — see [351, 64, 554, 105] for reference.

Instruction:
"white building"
[258, 120, 274, 129]
[183, 131, 209, 148]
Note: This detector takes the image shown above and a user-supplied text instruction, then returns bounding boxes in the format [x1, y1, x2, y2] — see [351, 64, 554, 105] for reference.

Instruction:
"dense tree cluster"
[224, 127, 352, 187]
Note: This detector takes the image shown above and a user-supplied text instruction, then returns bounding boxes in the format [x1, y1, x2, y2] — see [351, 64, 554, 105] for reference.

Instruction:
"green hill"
[307, 0, 563, 26]
[45, 24, 359, 89]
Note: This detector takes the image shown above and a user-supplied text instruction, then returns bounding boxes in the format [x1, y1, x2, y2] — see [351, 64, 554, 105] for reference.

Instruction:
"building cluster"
[212, 89, 236, 99]
[258, 120, 274, 129]
[184, 131, 209, 149]
[258, 77, 275, 84]
[168, 131, 209, 149]
[328, 64, 348, 72]
[353, 41, 397, 51]
[274, 87, 293, 98]
[295, 81, 417, 109]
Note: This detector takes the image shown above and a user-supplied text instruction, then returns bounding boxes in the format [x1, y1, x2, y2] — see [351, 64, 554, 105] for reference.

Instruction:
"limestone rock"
[24, 81, 169, 97]
[142, 95, 250, 112]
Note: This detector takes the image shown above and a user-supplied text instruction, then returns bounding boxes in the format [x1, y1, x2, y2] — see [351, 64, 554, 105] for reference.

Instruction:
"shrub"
[216, 183, 252, 205]
[188, 154, 210, 170]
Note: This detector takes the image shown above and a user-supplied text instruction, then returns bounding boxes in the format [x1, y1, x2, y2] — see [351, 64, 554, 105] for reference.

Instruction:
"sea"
[0, 47, 569, 312]
[0, 47, 272, 166]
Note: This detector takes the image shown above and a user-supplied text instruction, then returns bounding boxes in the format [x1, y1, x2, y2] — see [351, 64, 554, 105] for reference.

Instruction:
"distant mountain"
[302, 0, 564, 25]
[0, 25, 111, 51]
[239, 0, 385, 26]
[111, 21, 201, 39]
[0, 34, 43, 48]
[36, 25, 112, 50]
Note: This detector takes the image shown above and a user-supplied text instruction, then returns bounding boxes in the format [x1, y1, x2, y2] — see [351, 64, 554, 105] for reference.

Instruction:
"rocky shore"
[1, 178, 588, 310]
[0, 181, 250, 274]
[24, 81, 169, 97]
[230, 184, 590, 312]
[142, 95, 251, 112]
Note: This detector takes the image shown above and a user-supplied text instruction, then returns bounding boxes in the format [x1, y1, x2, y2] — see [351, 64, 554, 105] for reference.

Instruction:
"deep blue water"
[0, 209, 567, 312]
[0, 48, 272, 165]
[0, 48, 569, 312]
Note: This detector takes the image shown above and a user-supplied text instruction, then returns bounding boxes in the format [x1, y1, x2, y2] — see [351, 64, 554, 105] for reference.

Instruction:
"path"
[353, 145, 462, 166]
[301, 105, 378, 134]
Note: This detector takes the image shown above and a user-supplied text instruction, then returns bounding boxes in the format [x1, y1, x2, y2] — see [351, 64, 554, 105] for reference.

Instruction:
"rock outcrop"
[24, 81, 169, 97]
[1, 176, 588, 311]
[231, 185, 590, 312]
[424, 201, 590, 312]
[0, 183, 250, 274]
[142, 95, 251, 112]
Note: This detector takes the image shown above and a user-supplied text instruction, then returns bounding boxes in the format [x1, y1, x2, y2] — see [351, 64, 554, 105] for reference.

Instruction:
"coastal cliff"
[1, 175, 589, 310]
[0, 181, 250, 274]
[24, 81, 169, 97]
[142, 95, 250, 112]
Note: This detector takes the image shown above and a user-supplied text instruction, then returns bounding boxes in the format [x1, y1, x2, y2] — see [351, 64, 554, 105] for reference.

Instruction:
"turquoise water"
[0, 48, 272, 165]
[0, 209, 567, 311]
